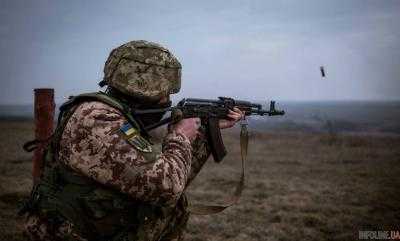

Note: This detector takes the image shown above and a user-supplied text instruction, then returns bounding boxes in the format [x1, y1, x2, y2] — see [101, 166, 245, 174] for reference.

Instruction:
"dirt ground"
[0, 120, 399, 241]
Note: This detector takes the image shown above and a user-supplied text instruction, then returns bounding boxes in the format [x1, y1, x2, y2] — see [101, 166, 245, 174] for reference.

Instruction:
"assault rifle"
[133, 97, 285, 163]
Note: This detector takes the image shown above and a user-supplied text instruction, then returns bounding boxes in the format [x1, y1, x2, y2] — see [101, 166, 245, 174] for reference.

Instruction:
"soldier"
[22, 40, 243, 241]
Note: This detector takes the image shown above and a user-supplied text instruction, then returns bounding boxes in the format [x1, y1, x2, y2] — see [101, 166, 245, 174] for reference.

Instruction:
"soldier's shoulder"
[73, 101, 124, 122]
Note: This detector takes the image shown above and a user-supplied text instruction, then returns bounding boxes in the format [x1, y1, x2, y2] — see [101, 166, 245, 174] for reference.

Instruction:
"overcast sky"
[1, 0, 399, 105]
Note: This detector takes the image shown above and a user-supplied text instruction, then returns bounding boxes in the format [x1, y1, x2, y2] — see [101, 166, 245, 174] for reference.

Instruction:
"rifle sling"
[187, 120, 247, 215]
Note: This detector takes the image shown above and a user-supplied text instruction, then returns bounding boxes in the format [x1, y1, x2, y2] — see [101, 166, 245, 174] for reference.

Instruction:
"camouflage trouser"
[24, 196, 189, 241]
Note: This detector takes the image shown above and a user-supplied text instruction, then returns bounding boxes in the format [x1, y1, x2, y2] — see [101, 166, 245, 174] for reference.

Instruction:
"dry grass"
[0, 121, 34, 241]
[0, 121, 399, 241]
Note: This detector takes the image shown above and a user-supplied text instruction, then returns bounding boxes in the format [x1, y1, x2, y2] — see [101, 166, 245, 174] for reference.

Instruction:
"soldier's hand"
[219, 107, 244, 129]
[171, 118, 201, 142]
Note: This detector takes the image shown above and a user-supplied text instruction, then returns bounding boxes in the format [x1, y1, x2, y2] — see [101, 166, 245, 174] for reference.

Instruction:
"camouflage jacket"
[61, 101, 191, 205]
[24, 100, 211, 241]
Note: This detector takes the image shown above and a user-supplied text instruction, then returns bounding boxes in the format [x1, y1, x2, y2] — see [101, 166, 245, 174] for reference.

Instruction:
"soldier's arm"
[59, 101, 193, 206]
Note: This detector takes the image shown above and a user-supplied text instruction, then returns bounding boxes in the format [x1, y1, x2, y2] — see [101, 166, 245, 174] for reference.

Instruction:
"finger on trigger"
[228, 111, 238, 117]
[232, 112, 241, 118]
[234, 107, 243, 113]
[227, 115, 236, 120]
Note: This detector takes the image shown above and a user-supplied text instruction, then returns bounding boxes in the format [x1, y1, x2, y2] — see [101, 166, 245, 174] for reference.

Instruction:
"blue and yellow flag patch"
[120, 123, 139, 137]
[120, 123, 152, 153]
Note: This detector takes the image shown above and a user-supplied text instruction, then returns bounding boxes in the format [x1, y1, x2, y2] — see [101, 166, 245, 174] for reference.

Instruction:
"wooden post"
[33, 88, 55, 183]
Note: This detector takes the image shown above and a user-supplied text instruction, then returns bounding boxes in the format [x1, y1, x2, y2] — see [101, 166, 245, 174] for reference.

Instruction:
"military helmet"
[102, 40, 182, 101]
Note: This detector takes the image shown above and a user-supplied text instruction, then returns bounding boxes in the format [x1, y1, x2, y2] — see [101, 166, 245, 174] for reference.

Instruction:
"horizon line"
[1, 99, 400, 106]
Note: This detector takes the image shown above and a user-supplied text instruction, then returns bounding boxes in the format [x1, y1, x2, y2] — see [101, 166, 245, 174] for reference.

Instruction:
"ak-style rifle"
[133, 97, 285, 163]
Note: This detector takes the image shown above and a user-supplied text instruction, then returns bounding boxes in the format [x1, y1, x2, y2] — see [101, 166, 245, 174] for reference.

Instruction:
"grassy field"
[0, 121, 399, 241]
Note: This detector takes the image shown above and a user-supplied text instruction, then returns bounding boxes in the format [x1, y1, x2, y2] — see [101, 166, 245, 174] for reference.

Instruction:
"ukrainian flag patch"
[119, 123, 152, 153]
[120, 123, 138, 137]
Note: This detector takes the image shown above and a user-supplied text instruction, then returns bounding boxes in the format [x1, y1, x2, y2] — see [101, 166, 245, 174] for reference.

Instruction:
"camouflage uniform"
[23, 41, 211, 241]
[24, 101, 211, 241]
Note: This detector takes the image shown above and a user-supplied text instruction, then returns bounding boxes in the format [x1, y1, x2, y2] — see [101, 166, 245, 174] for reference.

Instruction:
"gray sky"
[1, 0, 399, 105]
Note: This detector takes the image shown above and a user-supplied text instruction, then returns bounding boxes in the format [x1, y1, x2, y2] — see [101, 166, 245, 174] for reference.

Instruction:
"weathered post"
[33, 88, 55, 183]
